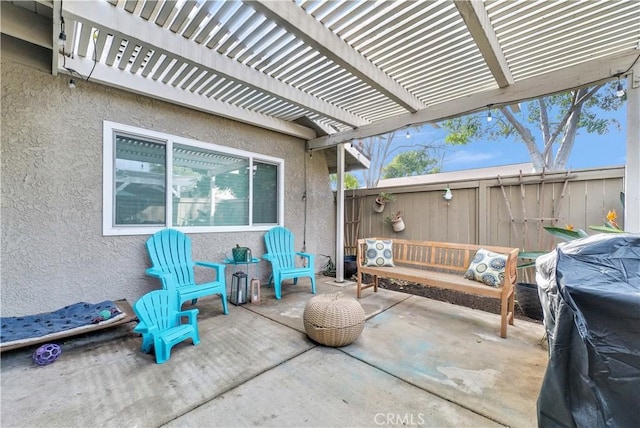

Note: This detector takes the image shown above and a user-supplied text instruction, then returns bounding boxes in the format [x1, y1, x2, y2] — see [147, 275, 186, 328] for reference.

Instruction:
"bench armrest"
[502, 248, 520, 288]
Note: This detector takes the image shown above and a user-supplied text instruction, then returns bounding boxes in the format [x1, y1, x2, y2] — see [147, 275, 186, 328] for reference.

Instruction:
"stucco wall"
[1, 59, 336, 316]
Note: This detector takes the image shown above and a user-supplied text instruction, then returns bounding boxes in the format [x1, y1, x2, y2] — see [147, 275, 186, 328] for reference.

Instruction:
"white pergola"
[3, 0, 640, 278]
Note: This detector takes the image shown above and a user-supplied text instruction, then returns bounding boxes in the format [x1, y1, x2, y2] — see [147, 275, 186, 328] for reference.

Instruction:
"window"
[103, 121, 283, 235]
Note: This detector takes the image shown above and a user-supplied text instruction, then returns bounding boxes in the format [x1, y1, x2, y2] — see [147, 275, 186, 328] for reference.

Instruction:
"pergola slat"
[42, 0, 636, 153]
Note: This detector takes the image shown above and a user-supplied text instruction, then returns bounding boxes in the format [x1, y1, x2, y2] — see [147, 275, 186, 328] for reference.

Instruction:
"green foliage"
[329, 172, 359, 189]
[376, 191, 396, 202]
[384, 210, 403, 224]
[382, 149, 440, 179]
[588, 225, 625, 233]
[443, 116, 485, 145]
[440, 82, 624, 171]
[543, 226, 589, 241]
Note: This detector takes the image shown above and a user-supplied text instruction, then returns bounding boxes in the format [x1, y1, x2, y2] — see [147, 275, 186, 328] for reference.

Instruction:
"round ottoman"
[303, 293, 365, 347]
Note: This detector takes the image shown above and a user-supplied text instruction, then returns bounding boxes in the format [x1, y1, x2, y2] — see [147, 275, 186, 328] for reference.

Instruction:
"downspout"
[335, 143, 345, 282]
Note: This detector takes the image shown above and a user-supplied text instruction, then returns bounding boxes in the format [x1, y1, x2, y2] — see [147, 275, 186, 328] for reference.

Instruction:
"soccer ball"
[33, 343, 62, 366]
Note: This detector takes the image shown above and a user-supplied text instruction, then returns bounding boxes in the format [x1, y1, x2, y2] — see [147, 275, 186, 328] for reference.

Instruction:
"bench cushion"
[364, 239, 395, 267]
[463, 248, 507, 287]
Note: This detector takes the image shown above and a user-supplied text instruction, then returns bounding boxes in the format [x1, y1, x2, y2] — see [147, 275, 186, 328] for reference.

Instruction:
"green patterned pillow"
[364, 239, 394, 267]
[464, 248, 507, 287]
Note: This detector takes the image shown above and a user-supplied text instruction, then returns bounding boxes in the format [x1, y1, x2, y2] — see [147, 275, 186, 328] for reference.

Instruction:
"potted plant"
[384, 210, 405, 232]
[373, 191, 395, 213]
[515, 203, 625, 321]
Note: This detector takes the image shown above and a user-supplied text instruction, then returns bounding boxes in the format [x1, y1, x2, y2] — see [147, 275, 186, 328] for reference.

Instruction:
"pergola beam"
[454, 0, 513, 88]
[1, 2, 52, 49]
[61, 0, 369, 129]
[248, 0, 425, 113]
[308, 50, 640, 150]
[61, 55, 316, 140]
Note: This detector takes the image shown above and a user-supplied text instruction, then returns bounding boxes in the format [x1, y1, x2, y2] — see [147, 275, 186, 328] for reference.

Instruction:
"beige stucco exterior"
[1, 59, 336, 316]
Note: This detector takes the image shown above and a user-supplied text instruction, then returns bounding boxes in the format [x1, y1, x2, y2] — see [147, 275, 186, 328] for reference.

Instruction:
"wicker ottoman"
[303, 293, 365, 347]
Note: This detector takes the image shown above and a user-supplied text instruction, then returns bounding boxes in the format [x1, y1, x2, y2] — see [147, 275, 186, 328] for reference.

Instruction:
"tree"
[354, 129, 446, 187]
[354, 131, 397, 188]
[330, 172, 359, 189]
[382, 149, 441, 179]
[441, 82, 624, 172]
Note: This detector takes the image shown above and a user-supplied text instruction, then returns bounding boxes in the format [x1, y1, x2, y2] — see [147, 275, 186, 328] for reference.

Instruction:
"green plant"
[376, 191, 396, 204]
[545, 204, 625, 241]
[384, 210, 403, 224]
[520, 200, 625, 270]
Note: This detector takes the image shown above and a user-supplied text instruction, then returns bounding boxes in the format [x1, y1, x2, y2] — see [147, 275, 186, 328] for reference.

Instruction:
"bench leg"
[356, 272, 378, 299]
[500, 286, 515, 338]
[500, 302, 508, 338]
[508, 288, 515, 326]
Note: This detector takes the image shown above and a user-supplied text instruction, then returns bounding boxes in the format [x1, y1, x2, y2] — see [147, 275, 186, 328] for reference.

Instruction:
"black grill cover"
[537, 234, 640, 428]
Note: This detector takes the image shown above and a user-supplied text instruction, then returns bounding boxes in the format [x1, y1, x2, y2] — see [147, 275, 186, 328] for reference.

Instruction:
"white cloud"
[444, 150, 498, 166]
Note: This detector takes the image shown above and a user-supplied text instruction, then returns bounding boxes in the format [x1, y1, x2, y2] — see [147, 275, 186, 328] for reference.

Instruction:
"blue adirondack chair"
[133, 289, 200, 364]
[263, 226, 316, 299]
[145, 229, 229, 315]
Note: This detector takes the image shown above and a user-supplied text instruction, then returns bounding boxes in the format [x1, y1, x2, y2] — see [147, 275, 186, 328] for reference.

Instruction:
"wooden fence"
[343, 166, 625, 262]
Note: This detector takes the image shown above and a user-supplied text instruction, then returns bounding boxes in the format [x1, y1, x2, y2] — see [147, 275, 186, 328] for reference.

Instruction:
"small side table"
[224, 258, 260, 305]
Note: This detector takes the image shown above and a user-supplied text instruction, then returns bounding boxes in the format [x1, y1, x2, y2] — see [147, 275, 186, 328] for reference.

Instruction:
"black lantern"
[230, 271, 249, 305]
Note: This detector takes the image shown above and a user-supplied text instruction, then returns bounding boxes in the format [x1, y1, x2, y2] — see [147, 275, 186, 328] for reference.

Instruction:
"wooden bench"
[356, 238, 519, 338]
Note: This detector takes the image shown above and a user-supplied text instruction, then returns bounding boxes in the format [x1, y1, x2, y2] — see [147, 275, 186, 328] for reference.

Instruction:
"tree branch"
[499, 106, 545, 170]
[538, 98, 550, 146]
[543, 85, 602, 161]
[554, 103, 583, 169]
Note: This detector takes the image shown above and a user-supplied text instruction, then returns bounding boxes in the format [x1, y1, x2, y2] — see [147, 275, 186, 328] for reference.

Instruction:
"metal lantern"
[230, 271, 249, 305]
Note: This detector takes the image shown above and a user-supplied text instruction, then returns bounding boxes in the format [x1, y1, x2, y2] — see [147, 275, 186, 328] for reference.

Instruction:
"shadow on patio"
[0, 277, 547, 428]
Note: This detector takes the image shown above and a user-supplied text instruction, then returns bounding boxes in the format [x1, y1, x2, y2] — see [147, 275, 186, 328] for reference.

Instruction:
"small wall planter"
[373, 192, 395, 213]
[391, 217, 405, 232]
[372, 200, 386, 213]
[385, 210, 405, 232]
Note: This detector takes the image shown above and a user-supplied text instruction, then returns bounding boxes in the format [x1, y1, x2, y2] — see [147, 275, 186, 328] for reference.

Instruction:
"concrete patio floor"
[1, 277, 548, 428]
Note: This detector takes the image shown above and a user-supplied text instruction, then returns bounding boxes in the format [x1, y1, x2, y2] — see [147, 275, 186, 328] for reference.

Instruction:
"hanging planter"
[372, 191, 395, 213]
[385, 210, 405, 232]
[391, 217, 405, 232]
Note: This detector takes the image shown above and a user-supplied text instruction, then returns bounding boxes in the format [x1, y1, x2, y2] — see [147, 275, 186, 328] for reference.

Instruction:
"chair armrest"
[296, 252, 315, 267]
[194, 262, 227, 280]
[133, 322, 148, 334]
[145, 268, 176, 290]
[295, 252, 313, 259]
[146, 267, 170, 279]
[145, 325, 159, 335]
[177, 308, 199, 325]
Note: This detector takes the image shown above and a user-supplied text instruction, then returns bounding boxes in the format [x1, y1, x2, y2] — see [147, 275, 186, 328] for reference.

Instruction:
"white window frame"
[103, 121, 284, 236]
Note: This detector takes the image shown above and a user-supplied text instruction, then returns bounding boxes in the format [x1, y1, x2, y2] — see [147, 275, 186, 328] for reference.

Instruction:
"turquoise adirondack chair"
[145, 229, 229, 315]
[263, 226, 316, 299]
[133, 289, 200, 364]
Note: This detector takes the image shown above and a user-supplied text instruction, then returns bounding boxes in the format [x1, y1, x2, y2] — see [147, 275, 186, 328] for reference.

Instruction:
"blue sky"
[412, 106, 628, 173]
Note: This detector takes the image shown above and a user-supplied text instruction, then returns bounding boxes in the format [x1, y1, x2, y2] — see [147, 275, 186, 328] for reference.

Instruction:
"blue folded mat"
[1, 301, 121, 344]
